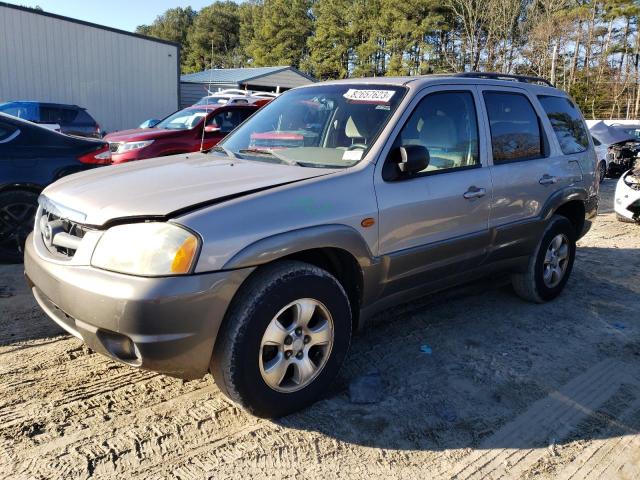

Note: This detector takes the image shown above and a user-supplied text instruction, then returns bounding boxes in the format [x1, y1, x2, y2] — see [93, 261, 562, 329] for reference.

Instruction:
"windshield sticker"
[343, 89, 396, 104]
[342, 150, 364, 161]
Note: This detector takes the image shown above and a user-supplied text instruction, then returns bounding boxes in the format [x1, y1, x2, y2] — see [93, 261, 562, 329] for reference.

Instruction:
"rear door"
[374, 85, 492, 297]
[478, 86, 582, 231]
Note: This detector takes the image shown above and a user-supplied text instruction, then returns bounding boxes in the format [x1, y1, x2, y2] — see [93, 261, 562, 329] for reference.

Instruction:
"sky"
[14, 0, 215, 32]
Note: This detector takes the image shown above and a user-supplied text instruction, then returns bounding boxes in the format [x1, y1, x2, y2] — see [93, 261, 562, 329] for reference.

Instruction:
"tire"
[0, 190, 39, 263]
[211, 260, 352, 418]
[598, 161, 607, 183]
[511, 215, 576, 303]
[616, 212, 636, 223]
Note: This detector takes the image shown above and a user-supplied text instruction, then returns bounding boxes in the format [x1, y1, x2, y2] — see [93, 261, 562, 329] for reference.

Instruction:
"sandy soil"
[1, 180, 639, 479]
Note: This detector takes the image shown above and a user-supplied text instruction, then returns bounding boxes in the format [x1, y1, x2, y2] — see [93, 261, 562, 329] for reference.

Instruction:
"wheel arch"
[223, 225, 375, 331]
[541, 188, 587, 238]
[0, 182, 44, 196]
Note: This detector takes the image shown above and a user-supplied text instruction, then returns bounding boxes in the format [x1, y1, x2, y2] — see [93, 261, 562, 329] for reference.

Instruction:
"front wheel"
[211, 260, 352, 418]
[511, 215, 576, 303]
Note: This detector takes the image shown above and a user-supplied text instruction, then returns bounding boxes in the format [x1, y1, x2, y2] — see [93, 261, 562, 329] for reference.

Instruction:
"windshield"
[155, 108, 209, 130]
[196, 96, 230, 105]
[219, 84, 406, 168]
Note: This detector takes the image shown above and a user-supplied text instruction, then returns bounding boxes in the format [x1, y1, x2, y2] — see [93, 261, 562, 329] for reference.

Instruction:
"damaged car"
[25, 74, 598, 417]
[615, 166, 640, 223]
[590, 121, 640, 178]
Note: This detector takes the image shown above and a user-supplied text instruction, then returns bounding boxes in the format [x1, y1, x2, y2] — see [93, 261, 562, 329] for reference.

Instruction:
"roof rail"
[453, 72, 554, 87]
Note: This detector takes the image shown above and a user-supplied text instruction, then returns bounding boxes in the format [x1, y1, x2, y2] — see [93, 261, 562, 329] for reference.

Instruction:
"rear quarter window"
[538, 95, 589, 155]
[73, 110, 96, 125]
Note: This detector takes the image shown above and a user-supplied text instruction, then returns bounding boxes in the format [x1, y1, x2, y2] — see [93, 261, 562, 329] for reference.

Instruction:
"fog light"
[97, 330, 141, 365]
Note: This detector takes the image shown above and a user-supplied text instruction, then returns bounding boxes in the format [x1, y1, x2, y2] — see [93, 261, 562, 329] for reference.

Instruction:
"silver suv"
[25, 73, 598, 417]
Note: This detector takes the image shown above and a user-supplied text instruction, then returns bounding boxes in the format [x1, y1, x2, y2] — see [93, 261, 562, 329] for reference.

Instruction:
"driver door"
[374, 86, 492, 297]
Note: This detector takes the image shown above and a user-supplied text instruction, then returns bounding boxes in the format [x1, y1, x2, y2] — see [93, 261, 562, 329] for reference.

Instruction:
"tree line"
[136, 0, 640, 119]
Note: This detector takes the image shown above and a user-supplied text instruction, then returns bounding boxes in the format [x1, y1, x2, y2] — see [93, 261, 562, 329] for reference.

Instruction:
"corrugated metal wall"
[0, 6, 179, 133]
[180, 83, 214, 109]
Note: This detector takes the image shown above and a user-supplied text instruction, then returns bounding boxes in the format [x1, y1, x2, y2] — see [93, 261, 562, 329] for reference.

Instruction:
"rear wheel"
[0, 190, 38, 263]
[511, 215, 576, 303]
[211, 260, 352, 418]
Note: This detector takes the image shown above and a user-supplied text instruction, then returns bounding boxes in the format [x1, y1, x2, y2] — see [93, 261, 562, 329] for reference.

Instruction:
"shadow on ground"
[278, 246, 640, 451]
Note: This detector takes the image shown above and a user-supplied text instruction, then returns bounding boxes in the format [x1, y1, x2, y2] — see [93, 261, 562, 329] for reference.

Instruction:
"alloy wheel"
[542, 233, 570, 288]
[0, 202, 37, 255]
[259, 298, 334, 393]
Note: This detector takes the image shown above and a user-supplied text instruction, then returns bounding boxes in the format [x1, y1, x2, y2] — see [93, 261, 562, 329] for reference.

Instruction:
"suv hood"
[42, 152, 338, 226]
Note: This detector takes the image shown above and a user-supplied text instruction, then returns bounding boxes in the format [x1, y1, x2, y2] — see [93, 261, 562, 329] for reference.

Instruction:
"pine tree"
[184, 1, 242, 72]
[245, 0, 314, 69]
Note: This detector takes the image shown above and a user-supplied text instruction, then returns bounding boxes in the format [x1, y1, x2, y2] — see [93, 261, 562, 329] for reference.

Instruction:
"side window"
[0, 121, 20, 144]
[592, 136, 601, 146]
[59, 108, 79, 124]
[538, 95, 589, 154]
[483, 91, 543, 163]
[73, 110, 95, 125]
[394, 91, 480, 173]
[208, 110, 242, 132]
[40, 106, 62, 124]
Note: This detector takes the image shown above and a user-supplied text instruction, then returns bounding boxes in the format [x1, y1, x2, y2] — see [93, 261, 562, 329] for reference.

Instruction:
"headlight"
[91, 223, 199, 276]
[115, 140, 154, 153]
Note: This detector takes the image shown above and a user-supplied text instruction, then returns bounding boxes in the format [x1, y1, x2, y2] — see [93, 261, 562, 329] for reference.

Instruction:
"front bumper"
[614, 172, 640, 221]
[24, 233, 254, 379]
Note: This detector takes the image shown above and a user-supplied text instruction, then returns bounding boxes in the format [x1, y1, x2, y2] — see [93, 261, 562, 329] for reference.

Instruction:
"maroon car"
[105, 104, 260, 163]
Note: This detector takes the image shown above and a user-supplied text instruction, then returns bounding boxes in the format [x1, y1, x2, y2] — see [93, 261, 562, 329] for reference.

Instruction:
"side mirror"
[139, 118, 160, 128]
[384, 145, 429, 180]
[204, 125, 221, 133]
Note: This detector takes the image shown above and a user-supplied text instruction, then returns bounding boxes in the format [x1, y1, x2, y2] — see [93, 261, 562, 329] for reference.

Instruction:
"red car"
[104, 104, 259, 163]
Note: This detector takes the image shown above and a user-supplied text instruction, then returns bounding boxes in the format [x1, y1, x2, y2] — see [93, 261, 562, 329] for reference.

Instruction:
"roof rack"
[453, 72, 554, 87]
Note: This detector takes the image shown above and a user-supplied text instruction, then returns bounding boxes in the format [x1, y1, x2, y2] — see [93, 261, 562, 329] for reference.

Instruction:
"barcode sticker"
[343, 89, 395, 104]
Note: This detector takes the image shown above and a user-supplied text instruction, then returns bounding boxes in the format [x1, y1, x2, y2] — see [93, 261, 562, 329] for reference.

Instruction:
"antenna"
[200, 39, 215, 152]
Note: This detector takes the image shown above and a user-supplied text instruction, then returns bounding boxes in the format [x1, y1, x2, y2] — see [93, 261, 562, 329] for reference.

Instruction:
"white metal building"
[0, 3, 180, 133]
[180, 67, 316, 108]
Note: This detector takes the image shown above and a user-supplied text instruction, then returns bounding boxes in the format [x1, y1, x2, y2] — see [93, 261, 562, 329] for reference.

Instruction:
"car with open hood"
[25, 73, 598, 417]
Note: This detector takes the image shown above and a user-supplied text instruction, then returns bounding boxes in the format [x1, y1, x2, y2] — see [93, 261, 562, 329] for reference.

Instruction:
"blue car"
[0, 101, 103, 139]
[0, 113, 111, 262]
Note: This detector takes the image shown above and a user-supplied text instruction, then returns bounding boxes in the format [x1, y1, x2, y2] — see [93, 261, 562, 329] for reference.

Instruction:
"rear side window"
[483, 91, 543, 163]
[73, 110, 95, 125]
[538, 95, 589, 154]
[40, 106, 62, 124]
[394, 91, 480, 174]
[60, 108, 79, 124]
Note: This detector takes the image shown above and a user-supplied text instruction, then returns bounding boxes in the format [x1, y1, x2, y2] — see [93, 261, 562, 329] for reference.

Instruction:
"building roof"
[0, 2, 180, 48]
[180, 66, 316, 85]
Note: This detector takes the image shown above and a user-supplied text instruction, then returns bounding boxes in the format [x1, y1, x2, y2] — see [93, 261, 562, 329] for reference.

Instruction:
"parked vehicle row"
[25, 73, 599, 417]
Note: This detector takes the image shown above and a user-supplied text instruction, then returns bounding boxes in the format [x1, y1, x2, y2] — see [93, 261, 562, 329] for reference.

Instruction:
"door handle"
[539, 174, 558, 185]
[463, 186, 486, 200]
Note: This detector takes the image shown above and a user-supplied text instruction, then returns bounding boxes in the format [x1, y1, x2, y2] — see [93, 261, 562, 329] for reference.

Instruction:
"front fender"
[222, 224, 376, 270]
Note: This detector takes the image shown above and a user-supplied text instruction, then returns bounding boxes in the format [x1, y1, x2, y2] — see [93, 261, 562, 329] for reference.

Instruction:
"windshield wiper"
[238, 148, 299, 166]
[211, 145, 237, 159]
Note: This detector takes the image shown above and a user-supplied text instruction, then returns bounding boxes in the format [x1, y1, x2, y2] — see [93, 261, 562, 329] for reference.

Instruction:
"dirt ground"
[1, 180, 639, 479]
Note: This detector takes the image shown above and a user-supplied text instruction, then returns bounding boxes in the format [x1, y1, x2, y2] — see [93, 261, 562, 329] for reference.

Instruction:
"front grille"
[109, 142, 120, 153]
[38, 208, 88, 258]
